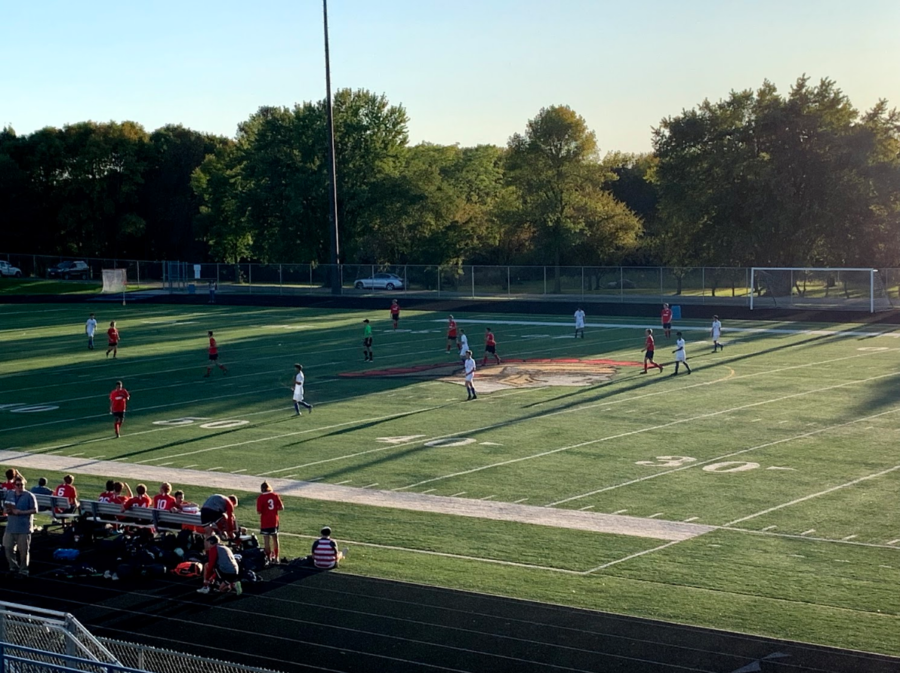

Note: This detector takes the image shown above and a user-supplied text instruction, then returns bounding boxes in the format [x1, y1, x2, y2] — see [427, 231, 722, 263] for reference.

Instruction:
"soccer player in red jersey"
[153, 483, 176, 510]
[98, 480, 116, 503]
[109, 481, 132, 506]
[642, 329, 664, 374]
[53, 474, 78, 515]
[109, 381, 130, 438]
[122, 483, 152, 512]
[105, 321, 120, 358]
[2, 468, 20, 492]
[204, 331, 228, 377]
[661, 304, 673, 339]
[257, 482, 285, 563]
[446, 315, 458, 352]
[390, 299, 400, 330]
[482, 328, 501, 366]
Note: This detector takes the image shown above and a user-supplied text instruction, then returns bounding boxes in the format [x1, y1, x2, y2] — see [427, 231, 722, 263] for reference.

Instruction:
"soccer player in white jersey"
[671, 331, 692, 375]
[291, 364, 313, 415]
[710, 315, 723, 353]
[85, 313, 98, 350]
[574, 308, 585, 338]
[458, 330, 469, 362]
[463, 351, 477, 400]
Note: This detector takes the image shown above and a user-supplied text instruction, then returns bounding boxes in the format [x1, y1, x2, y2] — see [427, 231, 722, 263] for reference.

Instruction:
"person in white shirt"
[85, 313, 98, 350]
[457, 331, 469, 361]
[711, 316, 723, 353]
[291, 364, 313, 416]
[671, 332, 692, 376]
[463, 351, 477, 400]
[574, 308, 585, 339]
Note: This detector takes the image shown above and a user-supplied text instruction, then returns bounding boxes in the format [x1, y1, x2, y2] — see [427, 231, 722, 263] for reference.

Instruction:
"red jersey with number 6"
[257, 492, 284, 529]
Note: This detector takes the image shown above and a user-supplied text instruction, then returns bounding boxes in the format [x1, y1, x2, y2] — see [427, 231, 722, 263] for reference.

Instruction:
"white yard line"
[723, 463, 900, 527]
[583, 541, 683, 573]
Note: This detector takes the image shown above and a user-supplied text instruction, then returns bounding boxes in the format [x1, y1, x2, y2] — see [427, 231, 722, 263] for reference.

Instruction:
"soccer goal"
[750, 268, 893, 312]
[102, 268, 127, 304]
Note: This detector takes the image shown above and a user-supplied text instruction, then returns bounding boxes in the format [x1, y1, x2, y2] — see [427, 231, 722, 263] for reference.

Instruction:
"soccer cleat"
[472, 393, 477, 399]
[234, 581, 242, 596]
[640, 370, 647, 374]
[295, 411, 301, 416]
[196, 586, 210, 594]
[308, 404, 313, 414]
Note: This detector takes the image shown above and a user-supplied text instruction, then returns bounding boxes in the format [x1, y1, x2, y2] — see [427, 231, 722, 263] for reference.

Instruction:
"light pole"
[323, 0, 341, 294]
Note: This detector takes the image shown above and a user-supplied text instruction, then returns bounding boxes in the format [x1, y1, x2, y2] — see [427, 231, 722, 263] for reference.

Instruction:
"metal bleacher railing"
[4, 251, 900, 310]
[0, 602, 285, 673]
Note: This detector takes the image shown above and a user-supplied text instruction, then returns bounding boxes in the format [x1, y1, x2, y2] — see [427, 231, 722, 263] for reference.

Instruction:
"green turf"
[2, 303, 900, 655]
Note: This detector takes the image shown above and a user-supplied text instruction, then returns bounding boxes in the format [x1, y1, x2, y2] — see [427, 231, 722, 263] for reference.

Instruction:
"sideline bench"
[32, 494, 81, 530]
[79, 499, 205, 531]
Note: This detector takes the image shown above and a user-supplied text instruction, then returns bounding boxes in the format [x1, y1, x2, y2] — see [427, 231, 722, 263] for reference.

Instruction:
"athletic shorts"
[363, 337, 373, 348]
[112, 411, 125, 421]
[391, 313, 399, 322]
[108, 341, 118, 347]
[292, 388, 304, 402]
[208, 353, 218, 361]
[645, 349, 655, 360]
[448, 335, 457, 342]
[485, 345, 496, 354]
[260, 526, 279, 535]
[200, 508, 224, 526]
[465, 373, 474, 382]
[215, 569, 239, 583]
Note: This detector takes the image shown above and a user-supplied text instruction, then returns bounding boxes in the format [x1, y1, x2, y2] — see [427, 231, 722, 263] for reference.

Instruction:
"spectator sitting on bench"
[121, 484, 151, 512]
[53, 474, 79, 515]
[310, 526, 346, 569]
[200, 494, 238, 540]
[29, 477, 52, 512]
[197, 534, 242, 595]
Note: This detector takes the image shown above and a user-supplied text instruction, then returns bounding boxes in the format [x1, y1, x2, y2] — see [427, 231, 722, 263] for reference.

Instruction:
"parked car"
[354, 273, 404, 291]
[0, 260, 22, 277]
[606, 278, 636, 289]
[47, 261, 90, 280]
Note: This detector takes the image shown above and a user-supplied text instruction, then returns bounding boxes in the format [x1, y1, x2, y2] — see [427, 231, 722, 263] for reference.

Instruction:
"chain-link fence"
[0, 602, 286, 673]
[3, 252, 900, 310]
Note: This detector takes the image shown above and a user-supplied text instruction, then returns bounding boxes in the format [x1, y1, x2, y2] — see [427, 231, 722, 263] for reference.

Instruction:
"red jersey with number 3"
[110, 389, 129, 413]
[257, 492, 284, 529]
[645, 335, 655, 352]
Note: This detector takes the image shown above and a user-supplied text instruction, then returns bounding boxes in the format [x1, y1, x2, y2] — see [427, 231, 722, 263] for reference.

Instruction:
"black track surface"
[3, 541, 898, 673]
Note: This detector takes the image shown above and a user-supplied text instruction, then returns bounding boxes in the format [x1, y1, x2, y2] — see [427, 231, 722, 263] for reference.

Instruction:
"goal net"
[101, 268, 127, 294]
[750, 268, 893, 312]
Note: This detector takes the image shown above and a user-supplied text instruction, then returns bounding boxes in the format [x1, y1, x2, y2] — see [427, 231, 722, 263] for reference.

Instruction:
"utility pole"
[323, 0, 341, 294]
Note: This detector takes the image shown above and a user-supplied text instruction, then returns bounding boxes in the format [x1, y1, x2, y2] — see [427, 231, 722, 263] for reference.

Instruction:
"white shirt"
[574, 310, 585, 328]
[464, 358, 476, 378]
[85, 318, 97, 336]
[675, 337, 687, 361]
[294, 371, 305, 392]
[458, 334, 469, 356]
[711, 320, 722, 336]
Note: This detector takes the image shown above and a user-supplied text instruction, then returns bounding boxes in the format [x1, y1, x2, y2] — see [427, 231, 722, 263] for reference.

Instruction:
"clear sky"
[2, 0, 898, 154]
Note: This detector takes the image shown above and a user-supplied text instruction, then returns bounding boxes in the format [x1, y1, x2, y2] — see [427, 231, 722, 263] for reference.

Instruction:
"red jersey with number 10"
[257, 492, 284, 529]
[110, 389, 129, 413]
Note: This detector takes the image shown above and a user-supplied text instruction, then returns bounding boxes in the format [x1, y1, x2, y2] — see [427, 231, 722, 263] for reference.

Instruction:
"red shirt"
[208, 337, 218, 355]
[110, 389, 129, 413]
[485, 332, 496, 346]
[390, 303, 400, 316]
[645, 335, 656, 351]
[257, 492, 284, 529]
[153, 494, 176, 510]
[98, 490, 115, 503]
[110, 493, 128, 506]
[54, 483, 77, 505]
[661, 308, 672, 324]
[448, 319, 457, 338]
[107, 327, 119, 344]
[1, 480, 16, 491]
[123, 494, 152, 511]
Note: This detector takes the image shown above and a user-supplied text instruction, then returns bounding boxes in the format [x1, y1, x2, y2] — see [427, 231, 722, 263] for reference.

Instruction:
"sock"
[294, 402, 300, 413]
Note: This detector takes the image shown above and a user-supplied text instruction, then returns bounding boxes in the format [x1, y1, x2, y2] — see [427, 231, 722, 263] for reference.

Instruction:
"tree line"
[1, 76, 898, 270]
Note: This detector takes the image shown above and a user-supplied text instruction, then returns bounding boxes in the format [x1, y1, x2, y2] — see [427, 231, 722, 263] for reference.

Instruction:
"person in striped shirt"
[310, 526, 346, 569]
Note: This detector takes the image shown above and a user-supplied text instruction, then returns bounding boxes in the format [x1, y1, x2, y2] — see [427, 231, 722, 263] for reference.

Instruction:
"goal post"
[101, 268, 127, 305]
[749, 267, 892, 313]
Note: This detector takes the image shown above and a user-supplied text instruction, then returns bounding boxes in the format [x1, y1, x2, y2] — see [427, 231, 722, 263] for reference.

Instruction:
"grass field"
[1, 303, 899, 656]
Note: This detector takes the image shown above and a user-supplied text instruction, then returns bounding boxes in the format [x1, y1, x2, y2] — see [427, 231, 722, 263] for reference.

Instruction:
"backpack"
[172, 561, 202, 578]
[53, 548, 80, 562]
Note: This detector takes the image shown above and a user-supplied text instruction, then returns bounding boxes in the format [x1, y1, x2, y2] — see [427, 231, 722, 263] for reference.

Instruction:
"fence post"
[543, 267, 547, 295]
[249, 264, 252, 294]
[309, 264, 313, 293]
[581, 266, 585, 300]
[659, 267, 663, 301]
[404, 265, 408, 293]
[471, 266, 475, 298]
[620, 267, 624, 303]
[701, 267, 705, 303]
[136, 261, 140, 287]
[507, 266, 510, 297]
[437, 266, 441, 298]
[216, 263, 220, 286]
[279, 264, 283, 296]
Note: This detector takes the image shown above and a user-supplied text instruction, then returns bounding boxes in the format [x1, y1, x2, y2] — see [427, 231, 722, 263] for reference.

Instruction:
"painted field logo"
[340, 358, 642, 393]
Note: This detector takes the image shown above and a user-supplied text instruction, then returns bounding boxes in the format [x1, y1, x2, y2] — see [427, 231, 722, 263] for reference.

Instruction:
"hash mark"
[158, 462, 174, 466]
[69, 453, 84, 457]
[762, 525, 777, 532]
[334, 480, 352, 485]
[880, 565, 893, 569]
[683, 517, 699, 522]
[579, 505, 595, 511]
[182, 464, 197, 468]
[613, 509, 628, 514]
[207, 467, 223, 471]
[231, 469, 247, 474]
[841, 534, 857, 541]
[362, 483, 379, 489]
[480, 495, 496, 500]
[648, 513, 664, 518]
[284, 475, 297, 479]
[801, 529, 815, 536]
[790, 554, 806, 558]
[888, 539, 900, 546]
[307, 476, 323, 482]
[512, 498, 528, 503]
[450, 492, 466, 497]
[420, 488, 435, 494]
